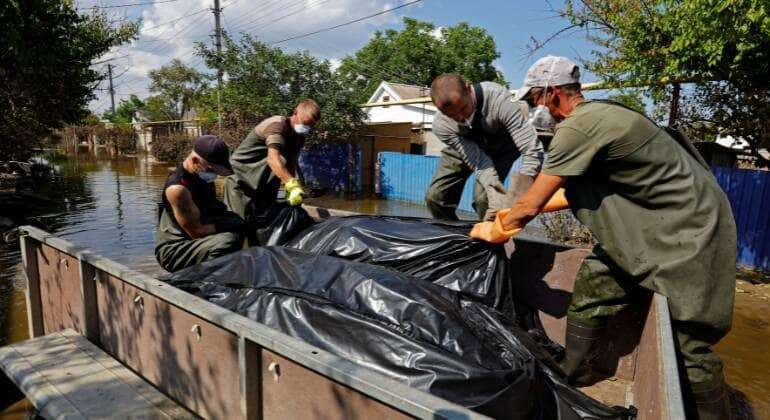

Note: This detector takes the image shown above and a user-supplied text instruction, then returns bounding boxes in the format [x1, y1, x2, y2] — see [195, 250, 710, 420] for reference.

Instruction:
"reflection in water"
[0, 149, 767, 419]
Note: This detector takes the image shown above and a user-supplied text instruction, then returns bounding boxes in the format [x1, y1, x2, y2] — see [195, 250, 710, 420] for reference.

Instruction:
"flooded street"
[0, 149, 768, 418]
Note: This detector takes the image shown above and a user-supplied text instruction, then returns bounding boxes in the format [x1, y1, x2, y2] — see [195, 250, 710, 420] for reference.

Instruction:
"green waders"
[425, 141, 517, 220]
[566, 247, 731, 420]
[154, 210, 242, 273]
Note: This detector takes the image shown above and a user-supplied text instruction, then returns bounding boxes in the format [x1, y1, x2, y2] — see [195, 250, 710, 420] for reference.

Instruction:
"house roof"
[386, 82, 429, 100]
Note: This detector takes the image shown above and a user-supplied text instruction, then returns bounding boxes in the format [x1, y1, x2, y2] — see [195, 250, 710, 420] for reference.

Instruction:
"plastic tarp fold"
[164, 245, 634, 419]
[281, 215, 516, 315]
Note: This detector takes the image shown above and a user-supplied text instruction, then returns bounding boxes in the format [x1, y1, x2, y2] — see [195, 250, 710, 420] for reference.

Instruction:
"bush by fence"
[152, 133, 193, 163]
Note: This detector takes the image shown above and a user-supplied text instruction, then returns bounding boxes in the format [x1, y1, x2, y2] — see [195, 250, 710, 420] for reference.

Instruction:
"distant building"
[362, 81, 444, 155]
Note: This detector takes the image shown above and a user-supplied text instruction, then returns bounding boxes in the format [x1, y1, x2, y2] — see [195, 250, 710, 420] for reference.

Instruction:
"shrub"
[152, 133, 193, 163]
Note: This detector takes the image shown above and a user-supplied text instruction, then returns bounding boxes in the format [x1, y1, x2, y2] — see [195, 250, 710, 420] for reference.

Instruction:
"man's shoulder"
[256, 115, 288, 136]
[432, 112, 458, 135]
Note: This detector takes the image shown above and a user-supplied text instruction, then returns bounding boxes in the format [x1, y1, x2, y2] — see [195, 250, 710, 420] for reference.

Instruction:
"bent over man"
[472, 56, 737, 420]
[224, 99, 320, 221]
[427, 74, 544, 220]
[155, 135, 245, 272]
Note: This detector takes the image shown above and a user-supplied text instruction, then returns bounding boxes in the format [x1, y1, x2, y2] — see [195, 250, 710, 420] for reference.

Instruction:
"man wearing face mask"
[426, 74, 544, 221]
[471, 56, 736, 420]
[155, 135, 246, 272]
[223, 99, 320, 223]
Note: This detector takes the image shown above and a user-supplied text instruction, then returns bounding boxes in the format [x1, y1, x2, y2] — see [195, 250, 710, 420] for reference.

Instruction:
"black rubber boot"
[559, 321, 604, 383]
[692, 377, 731, 420]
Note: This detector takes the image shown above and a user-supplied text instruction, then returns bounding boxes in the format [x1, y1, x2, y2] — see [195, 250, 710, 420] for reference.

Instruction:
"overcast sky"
[82, 0, 599, 115]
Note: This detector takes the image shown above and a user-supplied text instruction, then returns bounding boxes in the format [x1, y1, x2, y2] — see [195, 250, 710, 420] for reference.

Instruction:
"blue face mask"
[198, 171, 217, 183]
[293, 124, 312, 135]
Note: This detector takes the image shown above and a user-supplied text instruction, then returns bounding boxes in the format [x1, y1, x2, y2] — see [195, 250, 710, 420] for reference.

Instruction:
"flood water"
[0, 149, 768, 418]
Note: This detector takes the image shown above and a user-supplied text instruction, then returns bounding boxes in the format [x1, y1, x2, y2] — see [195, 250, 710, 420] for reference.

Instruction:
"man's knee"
[425, 186, 442, 207]
[208, 232, 242, 258]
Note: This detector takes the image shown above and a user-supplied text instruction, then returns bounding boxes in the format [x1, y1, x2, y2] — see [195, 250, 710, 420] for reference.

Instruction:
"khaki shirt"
[543, 100, 736, 328]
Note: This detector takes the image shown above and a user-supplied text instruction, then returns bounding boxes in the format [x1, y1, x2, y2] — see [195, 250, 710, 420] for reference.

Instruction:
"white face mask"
[198, 171, 217, 183]
[529, 104, 557, 130]
[294, 124, 311, 135]
[528, 60, 558, 131]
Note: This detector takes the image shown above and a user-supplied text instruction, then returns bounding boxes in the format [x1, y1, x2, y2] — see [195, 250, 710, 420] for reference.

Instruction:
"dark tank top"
[161, 165, 226, 227]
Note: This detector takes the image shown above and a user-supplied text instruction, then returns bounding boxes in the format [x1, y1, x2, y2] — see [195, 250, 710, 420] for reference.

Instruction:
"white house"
[363, 81, 445, 155]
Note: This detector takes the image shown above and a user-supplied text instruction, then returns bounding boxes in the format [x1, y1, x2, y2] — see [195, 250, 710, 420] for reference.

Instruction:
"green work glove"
[285, 178, 305, 206]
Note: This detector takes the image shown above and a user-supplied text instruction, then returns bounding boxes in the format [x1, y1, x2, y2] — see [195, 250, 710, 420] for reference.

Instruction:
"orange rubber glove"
[542, 188, 569, 212]
[469, 209, 522, 243]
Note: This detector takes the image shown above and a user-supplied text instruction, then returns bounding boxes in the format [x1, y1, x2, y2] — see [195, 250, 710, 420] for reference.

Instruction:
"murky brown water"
[1, 149, 768, 419]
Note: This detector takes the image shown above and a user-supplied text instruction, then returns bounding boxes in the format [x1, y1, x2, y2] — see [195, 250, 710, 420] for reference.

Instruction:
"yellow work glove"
[285, 178, 305, 206]
[469, 209, 522, 244]
[542, 188, 569, 213]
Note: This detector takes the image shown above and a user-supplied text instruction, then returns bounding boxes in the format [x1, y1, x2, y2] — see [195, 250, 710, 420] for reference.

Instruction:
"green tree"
[607, 89, 646, 113]
[337, 18, 506, 104]
[549, 0, 770, 162]
[0, 0, 138, 159]
[103, 95, 145, 125]
[148, 59, 209, 120]
[196, 35, 363, 144]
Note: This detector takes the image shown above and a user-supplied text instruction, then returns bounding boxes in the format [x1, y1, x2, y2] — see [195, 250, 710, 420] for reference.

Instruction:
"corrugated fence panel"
[300, 142, 361, 193]
[379, 151, 523, 214]
[712, 166, 770, 270]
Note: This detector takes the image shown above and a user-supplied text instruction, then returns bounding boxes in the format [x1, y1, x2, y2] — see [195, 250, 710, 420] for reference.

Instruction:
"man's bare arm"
[501, 173, 567, 230]
[165, 185, 215, 238]
[267, 147, 295, 183]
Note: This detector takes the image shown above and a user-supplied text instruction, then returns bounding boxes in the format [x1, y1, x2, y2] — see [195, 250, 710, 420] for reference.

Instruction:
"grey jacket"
[432, 81, 543, 187]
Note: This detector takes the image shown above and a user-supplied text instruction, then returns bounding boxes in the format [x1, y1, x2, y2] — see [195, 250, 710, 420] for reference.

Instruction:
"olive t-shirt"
[230, 116, 304, 190]
[543, 101, 736, 328]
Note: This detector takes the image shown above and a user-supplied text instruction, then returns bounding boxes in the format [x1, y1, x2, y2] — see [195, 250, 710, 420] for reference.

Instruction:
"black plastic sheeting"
[281, 215, 515, 314]
[164, 245, 635, 419]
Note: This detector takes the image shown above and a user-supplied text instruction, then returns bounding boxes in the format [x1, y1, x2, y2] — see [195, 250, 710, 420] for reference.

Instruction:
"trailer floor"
[580, 377, 633, 408]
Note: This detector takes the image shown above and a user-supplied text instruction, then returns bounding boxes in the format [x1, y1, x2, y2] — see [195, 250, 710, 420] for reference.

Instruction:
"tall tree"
[337, 18, 506, 104]
[196, 35, 363, 143]
[148, 59, 209, 120]
[103, 95, 145, 125]
[0, 0, 137, 159]
[547, 0, 770, 162]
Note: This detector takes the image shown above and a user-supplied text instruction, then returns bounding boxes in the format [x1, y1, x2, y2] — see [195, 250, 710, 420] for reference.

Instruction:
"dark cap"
[193, 135, 233, 175]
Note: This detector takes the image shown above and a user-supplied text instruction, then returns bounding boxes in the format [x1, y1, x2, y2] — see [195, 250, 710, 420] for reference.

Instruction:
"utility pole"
[107, 63, 116, 114]
[212, 0, 223, 135]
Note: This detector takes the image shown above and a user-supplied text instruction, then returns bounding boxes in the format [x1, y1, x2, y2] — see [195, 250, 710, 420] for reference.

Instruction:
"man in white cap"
[426, 73, 544, 221]
[471, 56, 737, 419]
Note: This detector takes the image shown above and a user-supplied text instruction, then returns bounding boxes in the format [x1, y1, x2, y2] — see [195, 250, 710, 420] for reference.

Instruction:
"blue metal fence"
[712, 166, 770, 270]
[299, 142, 361, 193]
[378, 151, 522, 214]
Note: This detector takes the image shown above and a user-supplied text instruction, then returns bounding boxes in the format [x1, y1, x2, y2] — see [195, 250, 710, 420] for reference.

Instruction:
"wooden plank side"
[96, 270, 242, 419]
[631, 295, 662, 420]
[0, 330, 193, 419]
[78, 260, 99, 342]
[20, 235, 44, 338]
[261, 350, 413, 420]
[36, 244, 83, 335]
[239, 337, 261, 420]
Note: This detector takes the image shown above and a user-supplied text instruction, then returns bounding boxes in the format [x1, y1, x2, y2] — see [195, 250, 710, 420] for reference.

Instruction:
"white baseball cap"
[513, 56, 581, 102]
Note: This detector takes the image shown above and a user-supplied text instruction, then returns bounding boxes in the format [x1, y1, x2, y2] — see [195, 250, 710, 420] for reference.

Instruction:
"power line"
[269, 0, 424, 45]
[78, 0, 180, 10]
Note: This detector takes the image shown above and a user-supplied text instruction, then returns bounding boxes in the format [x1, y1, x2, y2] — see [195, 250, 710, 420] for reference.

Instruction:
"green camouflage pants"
[567, 247, 727, 391]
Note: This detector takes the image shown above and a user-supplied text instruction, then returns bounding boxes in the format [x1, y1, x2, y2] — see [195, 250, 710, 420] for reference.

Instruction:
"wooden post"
[78, 259, 100, 342]
[238, 336, 261, 420]
[20, 235, 44, 338]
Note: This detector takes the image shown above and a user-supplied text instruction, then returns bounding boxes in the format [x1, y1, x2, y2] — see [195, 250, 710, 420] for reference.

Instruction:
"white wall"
[365, 103, 436, 127]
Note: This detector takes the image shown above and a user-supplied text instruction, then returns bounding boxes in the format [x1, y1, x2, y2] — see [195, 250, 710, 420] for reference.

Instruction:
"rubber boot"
[559, 321, 604, 384]
[691, 377, 731, 420]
